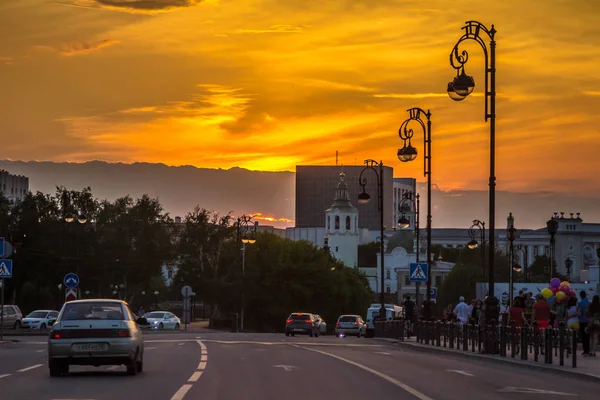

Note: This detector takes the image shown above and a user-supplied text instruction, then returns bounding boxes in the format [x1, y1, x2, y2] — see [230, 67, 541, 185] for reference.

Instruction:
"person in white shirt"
[453, 296, 472, 325]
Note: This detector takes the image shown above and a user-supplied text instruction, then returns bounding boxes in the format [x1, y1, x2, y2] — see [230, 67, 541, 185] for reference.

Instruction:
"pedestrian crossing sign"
[0, 259, 13, 278]
[409, 263, 428, 282]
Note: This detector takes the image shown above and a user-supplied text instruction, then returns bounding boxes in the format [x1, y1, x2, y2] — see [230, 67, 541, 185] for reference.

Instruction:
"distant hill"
[1, 160, 599, 229]
[0, 160, 295, 226]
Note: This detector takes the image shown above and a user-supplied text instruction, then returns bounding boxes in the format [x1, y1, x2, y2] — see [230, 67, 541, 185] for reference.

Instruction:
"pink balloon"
[550, 287, 558, 294]
[560, 285, 570, 293]
[569, 290, 577, 298]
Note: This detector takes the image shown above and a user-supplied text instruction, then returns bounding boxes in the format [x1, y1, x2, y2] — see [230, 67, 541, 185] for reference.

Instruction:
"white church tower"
[324, 170, 359, 268]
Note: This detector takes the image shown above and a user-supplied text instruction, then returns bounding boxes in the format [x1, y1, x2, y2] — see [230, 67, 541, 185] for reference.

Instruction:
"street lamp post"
[546, 215, 558, 281]
[64, 212, 88, 290]
[447, 21, 499, 323]
[323, 237, 338, 270]
[398, 191, 420, 313]
[357, 159, 386, 320]
[516, 245, 529, 282]
[506, 213, 517, 307]
[397, 108, 432, 317]
[565, 257, 573, 281]
[467, 219, 486, 280]
[237, 215, 257, 333]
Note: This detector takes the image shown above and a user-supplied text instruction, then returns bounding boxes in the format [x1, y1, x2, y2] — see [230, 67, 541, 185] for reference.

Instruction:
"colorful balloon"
[547, 295, 556, 306]
[550, 287, 558, 294]
[550, 278, 561, 288]
[561, 281, 570, 287]
[560, 285, 570, 293]
[556, 291, 567, 302]
[541, 288, 553, 299]
[569, 289, 577, 298]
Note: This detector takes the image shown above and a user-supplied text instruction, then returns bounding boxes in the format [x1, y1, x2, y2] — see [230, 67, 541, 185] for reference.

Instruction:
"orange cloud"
[60, 39, 120, 56]
[249, 213, 294, 224]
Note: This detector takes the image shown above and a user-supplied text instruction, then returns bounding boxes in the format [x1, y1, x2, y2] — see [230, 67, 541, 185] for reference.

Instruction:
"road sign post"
[64, 273, 79, 289]
[65, 288, 78, 303]
[181, 285, 193, 331]
[0, 278, 4, 341]
[0, 237, 4, 258]
[409, 263, 429, 283]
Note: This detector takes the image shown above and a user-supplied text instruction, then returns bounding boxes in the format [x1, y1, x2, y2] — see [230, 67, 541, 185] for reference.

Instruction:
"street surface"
[0, 332, 597, 399]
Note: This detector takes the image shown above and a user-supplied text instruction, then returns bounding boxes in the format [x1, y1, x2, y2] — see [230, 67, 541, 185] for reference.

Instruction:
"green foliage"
[438, 263, 482, 308]
[386, 230, 414, 253]
[431, 244, 461, 263]
[358, 243, 378, 267]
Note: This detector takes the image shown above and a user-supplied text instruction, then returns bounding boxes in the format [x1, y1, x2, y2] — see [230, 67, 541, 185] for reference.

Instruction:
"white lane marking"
[299, 346, 434, 400]
[196, 340, 206, 351]
[0, 374, 11, 379]
[197, 361, 207, 370]
[178, 343, 186, 346]
[497, 387, 577, 395]
[200, 355, 207, 362]
[201, 350, 207, 355]
[36, 349, 45, 353]
[106, 366, 120, 371]
[145, 339, 383, 347]
[273, 365, 297, 372]
[188, 371, 203, 382]
[17, 364, 43, 373]
[447, 369, 474, 377]
[374, 352, 391, 355]
[170, 384, 193, 400]
[146, 347, 157, 350]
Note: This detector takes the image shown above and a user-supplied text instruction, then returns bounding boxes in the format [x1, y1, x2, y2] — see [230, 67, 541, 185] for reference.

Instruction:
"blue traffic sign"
[409, 263, 428, 282]
[430, 288, 437, 300]
[64, 273, 80, 289]
[0, 259, 13, 278]
[0, 237, 4, 257]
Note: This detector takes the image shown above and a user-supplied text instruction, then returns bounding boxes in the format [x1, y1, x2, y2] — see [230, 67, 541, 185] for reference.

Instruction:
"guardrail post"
[559, 322, 566, 366]
[572, 328, 577, 368]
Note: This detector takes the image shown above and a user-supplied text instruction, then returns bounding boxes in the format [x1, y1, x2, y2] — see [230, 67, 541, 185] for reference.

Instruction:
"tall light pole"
[398, 107, 432, 317]
[397, 191, 420, 313]
[506, 213, 517, 307]
[516, 245, 529, 282]
[448, 21, 498, 323]
[467, 219, 486, 280]
[546, 214, 558, 281]
[357, 159, 386, 320]
[237, 215, 257, 333]
[64, 212, 87, 298]
[564, 257, 573, 281]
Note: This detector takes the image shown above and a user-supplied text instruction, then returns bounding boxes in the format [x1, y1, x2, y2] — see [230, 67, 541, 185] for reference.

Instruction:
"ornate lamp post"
[515, 245, 529, 282]
[358, 159, 386, 320]
[506, 213, 517, 307]
[467, 219, 486, 280]
[447, 21, 498, 323]
[546, 215, 558, 281]
[323, 237, 338, 271]
[397, 107, 433, 318]
[398, 191, 420, 312]
[237, 215, 257, 333]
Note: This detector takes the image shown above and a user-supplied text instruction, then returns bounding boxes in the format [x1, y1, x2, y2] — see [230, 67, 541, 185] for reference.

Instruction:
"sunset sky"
[1, 0, 599, 195]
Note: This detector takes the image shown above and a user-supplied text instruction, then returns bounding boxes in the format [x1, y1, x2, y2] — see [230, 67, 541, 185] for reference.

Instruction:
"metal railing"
[374, 319, 578, 368]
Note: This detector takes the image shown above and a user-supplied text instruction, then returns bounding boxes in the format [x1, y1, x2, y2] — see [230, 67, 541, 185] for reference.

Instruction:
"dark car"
[285, 313, 319, 337]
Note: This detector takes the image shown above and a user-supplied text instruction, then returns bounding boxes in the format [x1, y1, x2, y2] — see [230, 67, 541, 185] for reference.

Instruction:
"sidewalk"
[377, 336, 600, 382]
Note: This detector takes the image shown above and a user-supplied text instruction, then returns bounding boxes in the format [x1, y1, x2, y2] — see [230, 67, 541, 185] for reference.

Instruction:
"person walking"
[579, 291, 591, 355]
[587, 295, 600, 356]
[453, 296, 471, 325]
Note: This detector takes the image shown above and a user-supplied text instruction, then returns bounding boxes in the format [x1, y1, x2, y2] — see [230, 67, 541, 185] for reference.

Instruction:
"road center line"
[197, 340, 207, 351]
[188, 371, 203, 382]
[197, 361, 207, 370]
[200, 355, 208, 362]
[0, 374, 11, 379]
[170, 384, 193, 400]
[298, 346, 435, 400]
[106, 366, 120, 371]
[17, 364, 43, 373]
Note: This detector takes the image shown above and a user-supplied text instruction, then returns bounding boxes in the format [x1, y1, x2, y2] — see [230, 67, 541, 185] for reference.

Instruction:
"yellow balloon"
[561, 281, 570, 287]
[556, 291, 567, 301]
[541, 288, 553, 299]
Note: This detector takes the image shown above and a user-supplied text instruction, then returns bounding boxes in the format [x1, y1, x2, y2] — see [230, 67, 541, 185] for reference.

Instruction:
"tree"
[527, 255, 566, 283]
[386, 230, 414, 253]
[358, 243, 378, 267]
[438, 262, 482, 308]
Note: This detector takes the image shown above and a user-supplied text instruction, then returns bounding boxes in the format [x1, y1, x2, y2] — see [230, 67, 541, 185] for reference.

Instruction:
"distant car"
[1, 305, 23, 329]
[143, 311, 181, 330]
[313, 314, 327, 335]
[48, 299, 145, 376]
[335, 315, 366, 337]
[22, 310, 59, 330]
[285, 313, 319, 337]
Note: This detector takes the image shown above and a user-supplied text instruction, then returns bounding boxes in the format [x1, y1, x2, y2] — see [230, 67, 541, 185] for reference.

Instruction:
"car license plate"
[72, 343, 108, 352]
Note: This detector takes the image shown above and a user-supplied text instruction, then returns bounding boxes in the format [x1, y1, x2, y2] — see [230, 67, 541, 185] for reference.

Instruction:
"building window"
[335, 246, 338, 252]
[533, 247, 539, 256]
[355, 216, 358, 230]
[335, 216, 340, 230]
[327, 216, 330, 230]
[435, 275, 442, 287]
[386, 270, 391, 280]
[346, 216, 351, 230]
[386, 286, 391, 293]
[404, 275, 410, 285]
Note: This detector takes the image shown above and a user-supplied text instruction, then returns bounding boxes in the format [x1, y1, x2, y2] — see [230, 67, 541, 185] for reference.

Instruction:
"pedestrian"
[587, 295, 600, 356]
[566, 296, 580, 330]
[402, 295, 415, 336]
[453, 296, 471, 325]
[579, 291, 591, 356]
[532, 293, 551, 329]
[510, 297, 526, 328]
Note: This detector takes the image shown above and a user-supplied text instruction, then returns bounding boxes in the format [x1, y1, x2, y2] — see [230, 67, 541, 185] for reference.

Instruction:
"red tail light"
[50, 331, 62, 339]
[354, 321, 359, 326]
[306, 320, 312, 324]
[286, 319, 292, 324]
[116, 329, 130, 338]
[336, 321, 340, 326]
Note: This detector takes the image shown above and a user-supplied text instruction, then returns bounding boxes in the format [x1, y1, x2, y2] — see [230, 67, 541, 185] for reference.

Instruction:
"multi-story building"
[0, 170, 29, 202]
[392, 178, 417, 230]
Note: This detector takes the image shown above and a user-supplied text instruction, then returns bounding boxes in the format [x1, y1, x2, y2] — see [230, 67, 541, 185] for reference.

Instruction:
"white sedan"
[22, 310, 59, 330]
[143, 311, 181, 330]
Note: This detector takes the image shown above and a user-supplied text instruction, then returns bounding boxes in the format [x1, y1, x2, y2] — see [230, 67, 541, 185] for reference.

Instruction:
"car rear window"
[61, 302, 125, 321]
[339, 316, 357, 322]
[144, 312, 166, 319]
[289, 314, 310, 320]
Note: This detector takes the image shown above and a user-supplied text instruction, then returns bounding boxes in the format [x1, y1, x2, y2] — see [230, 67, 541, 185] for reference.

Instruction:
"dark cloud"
[94, 0, 204, 12]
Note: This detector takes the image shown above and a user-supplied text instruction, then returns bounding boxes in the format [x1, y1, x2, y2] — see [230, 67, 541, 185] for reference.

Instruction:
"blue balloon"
[547, 295, 556, 306]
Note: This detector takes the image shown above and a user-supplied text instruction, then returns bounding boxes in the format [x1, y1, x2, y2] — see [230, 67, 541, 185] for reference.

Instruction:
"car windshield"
[339, 316, 357, 322]
[289, 314, 310, 320]
[144, 312, 165, 319]
[61, 302, 125, 321]
[26, 311, 48, 318]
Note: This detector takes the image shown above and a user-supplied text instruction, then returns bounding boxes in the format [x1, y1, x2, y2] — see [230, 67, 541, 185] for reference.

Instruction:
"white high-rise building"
[324, 171, 359, 268]
[0, 170, 29, 202]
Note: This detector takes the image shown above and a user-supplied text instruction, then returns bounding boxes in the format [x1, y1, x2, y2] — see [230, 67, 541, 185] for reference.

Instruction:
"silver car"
[335, 314, 366, 337]
[48, 299, 145, 376]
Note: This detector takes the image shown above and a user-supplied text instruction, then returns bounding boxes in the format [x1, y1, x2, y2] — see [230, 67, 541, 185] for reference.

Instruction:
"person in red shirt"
[532, 293, 551, 328]
[509, 297, 526, 327]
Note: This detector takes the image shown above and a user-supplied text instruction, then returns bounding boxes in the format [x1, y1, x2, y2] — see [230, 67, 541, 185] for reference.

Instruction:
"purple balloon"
[550, 278, 561, 288]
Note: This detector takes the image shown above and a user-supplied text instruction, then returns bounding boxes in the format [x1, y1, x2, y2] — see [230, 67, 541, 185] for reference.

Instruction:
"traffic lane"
[297, 343, 597, 399]
[0, 342, 47, 375]
[189, 340, 423, 400]
[0, 339, 203, 400]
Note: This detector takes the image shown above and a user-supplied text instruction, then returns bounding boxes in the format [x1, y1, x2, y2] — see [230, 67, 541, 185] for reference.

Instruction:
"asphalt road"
[0, 332, 597, 399]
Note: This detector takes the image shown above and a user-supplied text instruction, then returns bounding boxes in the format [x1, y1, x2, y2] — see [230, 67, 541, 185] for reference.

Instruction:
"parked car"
[285, 313, 319, 337]
[313, 314, 328, 335]
[1, 305, 23, 329]
[48, 299, 145, 376]
[22, 310, 59, 330]
[335, 314, 366, 337]
[143, 311, 181, 330]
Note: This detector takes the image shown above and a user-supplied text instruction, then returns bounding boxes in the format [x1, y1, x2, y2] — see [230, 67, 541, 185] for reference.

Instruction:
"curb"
[374, 338, 600, 383]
